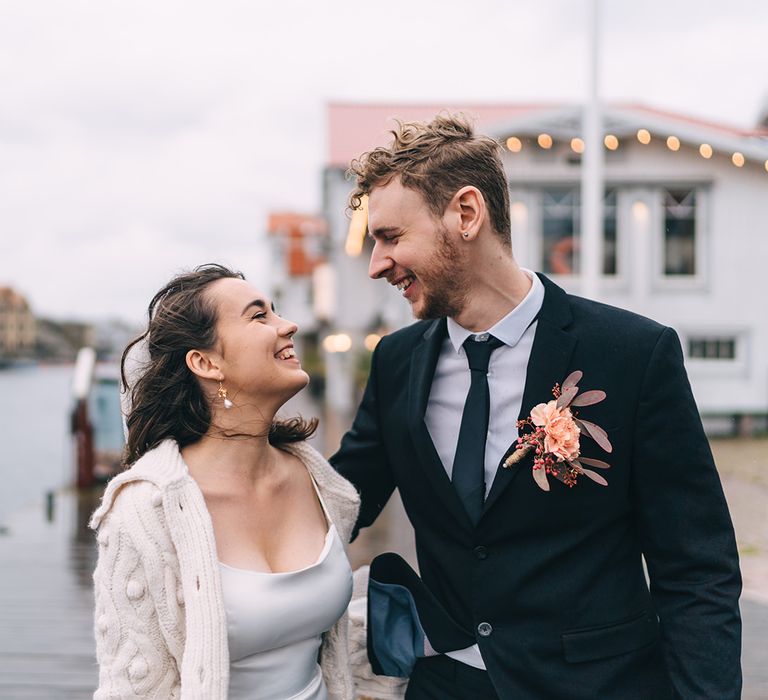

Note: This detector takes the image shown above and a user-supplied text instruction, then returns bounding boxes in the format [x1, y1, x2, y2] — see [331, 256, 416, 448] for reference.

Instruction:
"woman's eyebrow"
[240, 298, 268, 316]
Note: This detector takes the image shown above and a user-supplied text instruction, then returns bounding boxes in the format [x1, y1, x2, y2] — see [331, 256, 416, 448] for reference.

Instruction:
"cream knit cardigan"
[90, 438, 362, 700]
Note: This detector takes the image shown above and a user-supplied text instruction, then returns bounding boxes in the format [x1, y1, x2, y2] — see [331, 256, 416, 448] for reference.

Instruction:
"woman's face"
[206, 277, 309, 404]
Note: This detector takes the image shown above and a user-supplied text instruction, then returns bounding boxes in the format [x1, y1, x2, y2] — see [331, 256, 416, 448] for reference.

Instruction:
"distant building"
[35, 318, 95, 361]
[321, 102, 768, 434]
[267, 212, 329, 329]
[0, 286, 36, 358]
[92, 318, 142, 361]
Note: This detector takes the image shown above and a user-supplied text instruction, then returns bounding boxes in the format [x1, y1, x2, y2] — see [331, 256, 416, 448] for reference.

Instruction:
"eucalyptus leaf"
[581, 468, 609, 486]
[562, 370, 583, 391]
[571, 390, 607, 407]
[569, 459, 583, 471]
[556, 385, 579, 409]
[579, 457, 611, 469]
[577, 419, 613, 453]
[532, 466, 550, 491]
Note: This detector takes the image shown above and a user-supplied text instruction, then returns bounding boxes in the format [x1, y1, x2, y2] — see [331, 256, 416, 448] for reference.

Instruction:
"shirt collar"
[446, 269, 544, 353]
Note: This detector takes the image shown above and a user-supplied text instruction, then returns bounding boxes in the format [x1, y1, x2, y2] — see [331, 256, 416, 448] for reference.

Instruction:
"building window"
[688, 337, 736, 360]
[541, 188, 578, 275]
[540, 187, 618, 276]
[663, 189, 696, 276]
[603, 189, 617, 276]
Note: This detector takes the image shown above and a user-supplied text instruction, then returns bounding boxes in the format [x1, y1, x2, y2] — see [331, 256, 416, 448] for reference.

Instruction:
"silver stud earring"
[463, 231, 470, 238]
[217, 381, 233, 409]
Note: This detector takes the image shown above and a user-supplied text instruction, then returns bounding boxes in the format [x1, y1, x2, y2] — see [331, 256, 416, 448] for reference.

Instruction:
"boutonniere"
[503, 370, 612, 491]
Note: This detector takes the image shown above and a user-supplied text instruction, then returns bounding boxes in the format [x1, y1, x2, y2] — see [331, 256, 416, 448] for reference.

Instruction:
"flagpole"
[580, 0, 603, 300]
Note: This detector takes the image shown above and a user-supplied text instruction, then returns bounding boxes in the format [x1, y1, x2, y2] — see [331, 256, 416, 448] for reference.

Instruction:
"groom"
[330, 115, 741, 699]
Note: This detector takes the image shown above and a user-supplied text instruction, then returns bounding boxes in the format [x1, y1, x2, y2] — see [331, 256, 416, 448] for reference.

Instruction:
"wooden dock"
[0, 488, 100, 699]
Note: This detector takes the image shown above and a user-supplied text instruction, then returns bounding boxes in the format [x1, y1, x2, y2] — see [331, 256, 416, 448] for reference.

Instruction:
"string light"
[502, 128, 766, 173]
[510, 202, 528, 234]
[631, 201, 650, 225]
[364, 334, 381, 351]
[323, 334, 352, 353]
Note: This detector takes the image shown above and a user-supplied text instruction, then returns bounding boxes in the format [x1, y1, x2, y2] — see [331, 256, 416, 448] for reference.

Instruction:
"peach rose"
[530, 399, 581, 462]
[530, 400, 560, 427]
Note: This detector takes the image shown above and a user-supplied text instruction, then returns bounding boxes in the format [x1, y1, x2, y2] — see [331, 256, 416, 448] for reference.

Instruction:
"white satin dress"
[220, 479, 353, 699]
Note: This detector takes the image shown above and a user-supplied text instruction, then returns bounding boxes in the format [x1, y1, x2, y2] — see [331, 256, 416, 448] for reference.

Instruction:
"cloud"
[1, 0, 766, 320]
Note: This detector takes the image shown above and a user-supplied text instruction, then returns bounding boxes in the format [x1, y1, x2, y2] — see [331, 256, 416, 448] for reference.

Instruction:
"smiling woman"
[121, 264, 315, 462]
[89, 263, 366, 699]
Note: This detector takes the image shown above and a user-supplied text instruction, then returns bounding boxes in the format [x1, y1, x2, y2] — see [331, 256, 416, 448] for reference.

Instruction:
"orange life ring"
[548, 236, 577, 275]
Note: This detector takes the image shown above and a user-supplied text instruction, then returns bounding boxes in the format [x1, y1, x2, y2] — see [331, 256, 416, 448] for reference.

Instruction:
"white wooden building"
[321, 102, 768, 434]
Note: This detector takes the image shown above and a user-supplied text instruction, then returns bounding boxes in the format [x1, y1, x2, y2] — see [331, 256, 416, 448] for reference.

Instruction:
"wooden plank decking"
[0, 488, 99, 699]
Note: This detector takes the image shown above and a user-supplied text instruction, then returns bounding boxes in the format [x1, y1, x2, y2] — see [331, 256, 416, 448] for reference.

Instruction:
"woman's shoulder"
[91, 480, 164, 539]
[89, 439, 190, 530]
[282, 440, 360, 504]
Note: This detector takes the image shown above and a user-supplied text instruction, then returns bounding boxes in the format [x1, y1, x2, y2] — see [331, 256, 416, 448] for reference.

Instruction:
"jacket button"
[473, 546, 488, 560]
[477, 622, 493, 637]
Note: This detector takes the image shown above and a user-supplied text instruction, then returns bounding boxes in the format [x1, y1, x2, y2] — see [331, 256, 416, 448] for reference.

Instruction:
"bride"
[90, 263, 361, 699]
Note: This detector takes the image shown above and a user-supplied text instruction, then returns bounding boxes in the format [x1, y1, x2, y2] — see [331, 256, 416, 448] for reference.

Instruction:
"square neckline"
[217, 469, 334, 576]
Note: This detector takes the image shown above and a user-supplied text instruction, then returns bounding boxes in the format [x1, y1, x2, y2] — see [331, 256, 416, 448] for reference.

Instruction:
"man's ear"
[449, 186, 485, 241]
[185, 349, 222, 381]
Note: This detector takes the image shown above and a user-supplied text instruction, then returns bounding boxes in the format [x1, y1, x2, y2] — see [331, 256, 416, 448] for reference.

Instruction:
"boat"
[71, 348, 124, 486]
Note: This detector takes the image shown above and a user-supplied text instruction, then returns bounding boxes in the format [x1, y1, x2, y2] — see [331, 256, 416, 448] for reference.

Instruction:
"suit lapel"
[483, 274, 578, 513]
[407, 318, 472, 525]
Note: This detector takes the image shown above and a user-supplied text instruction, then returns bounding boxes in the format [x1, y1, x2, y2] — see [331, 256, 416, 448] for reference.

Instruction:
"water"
[0, 364, 323, 527]
[0, 365, 74, 525]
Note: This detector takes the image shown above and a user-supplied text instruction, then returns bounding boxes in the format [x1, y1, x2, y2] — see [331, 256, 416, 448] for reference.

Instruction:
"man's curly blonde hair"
[348, 114, 511, 247]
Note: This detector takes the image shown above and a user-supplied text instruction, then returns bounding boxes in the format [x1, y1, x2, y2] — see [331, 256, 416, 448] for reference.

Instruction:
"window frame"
[514, 183, 629, 289]
[680, 328, 748, 378]
[651, 183, 710, 292]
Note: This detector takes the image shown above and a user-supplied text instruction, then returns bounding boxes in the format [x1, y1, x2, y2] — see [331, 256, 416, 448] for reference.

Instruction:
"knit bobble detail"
[126, 579, 145, 600]
[97, 614, 109, 634]
[176, 586, 185, 606]
[97, 529, 109, 546]
[129, 657, 149, 680]
[152, 492, 163, 507]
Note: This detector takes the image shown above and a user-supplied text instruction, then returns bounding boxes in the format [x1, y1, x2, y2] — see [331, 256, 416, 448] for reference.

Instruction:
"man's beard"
[412, 227, 469, 320]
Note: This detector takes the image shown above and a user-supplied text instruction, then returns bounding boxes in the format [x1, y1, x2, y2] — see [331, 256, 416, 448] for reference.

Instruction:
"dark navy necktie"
[452, 334, 504, 525]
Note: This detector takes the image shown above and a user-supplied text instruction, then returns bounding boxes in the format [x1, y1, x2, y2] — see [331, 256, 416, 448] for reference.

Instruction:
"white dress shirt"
[424, 269, 545, 669]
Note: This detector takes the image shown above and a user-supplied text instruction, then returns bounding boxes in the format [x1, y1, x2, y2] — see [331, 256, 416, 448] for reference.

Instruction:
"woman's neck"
[182, 426, 282, 492]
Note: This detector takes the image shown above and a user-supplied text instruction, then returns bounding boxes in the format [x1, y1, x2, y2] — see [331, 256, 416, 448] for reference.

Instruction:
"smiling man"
[331, 115, 741, 699]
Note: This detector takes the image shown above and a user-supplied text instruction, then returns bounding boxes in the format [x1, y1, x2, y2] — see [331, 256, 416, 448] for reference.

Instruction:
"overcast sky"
[1, 0, 766, 323]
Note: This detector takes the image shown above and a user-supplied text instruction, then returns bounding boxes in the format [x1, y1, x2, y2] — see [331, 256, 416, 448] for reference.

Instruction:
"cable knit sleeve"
[92, 481, 185, 700]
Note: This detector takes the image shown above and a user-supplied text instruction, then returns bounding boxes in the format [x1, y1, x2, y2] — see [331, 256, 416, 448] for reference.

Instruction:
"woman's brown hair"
[121, 263, 316, 466]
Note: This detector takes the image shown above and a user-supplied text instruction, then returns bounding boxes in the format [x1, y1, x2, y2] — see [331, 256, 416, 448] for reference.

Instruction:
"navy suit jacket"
[331, 274, 741, 699]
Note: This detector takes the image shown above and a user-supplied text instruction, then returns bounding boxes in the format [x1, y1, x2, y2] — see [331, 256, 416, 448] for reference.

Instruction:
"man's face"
[367, 178, 468, 320]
